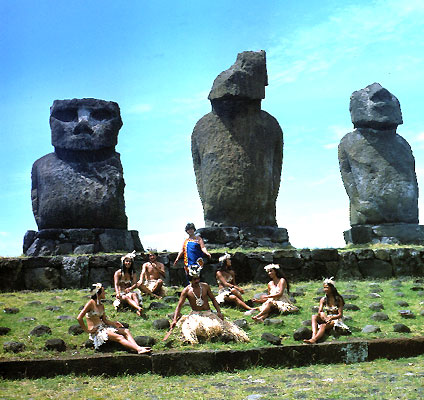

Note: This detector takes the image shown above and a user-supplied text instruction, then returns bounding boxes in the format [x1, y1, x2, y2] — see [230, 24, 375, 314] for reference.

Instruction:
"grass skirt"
[259, 298, 299, 314]
[176, 310, 249, 344]
[89, 324, 118, 349]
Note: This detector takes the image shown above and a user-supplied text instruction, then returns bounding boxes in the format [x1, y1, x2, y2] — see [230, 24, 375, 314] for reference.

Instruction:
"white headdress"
[187, 262, 203, 278]
[218, 253, 231, 263]
[121, 250, 136, 262]
[90, 282, 103, 296]
[264, 264, 280, 272]
[323, 276, 335, 286]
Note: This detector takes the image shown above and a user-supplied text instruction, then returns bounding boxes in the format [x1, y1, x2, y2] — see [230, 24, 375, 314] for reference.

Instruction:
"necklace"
[191, 283, 204, 306]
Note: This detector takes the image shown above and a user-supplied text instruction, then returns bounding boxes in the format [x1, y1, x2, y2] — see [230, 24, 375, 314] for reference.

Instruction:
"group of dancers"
[77, 223, 350, 354]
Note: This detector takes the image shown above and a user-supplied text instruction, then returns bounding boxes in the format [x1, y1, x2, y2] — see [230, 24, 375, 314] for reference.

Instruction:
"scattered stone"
[3, 341, 25, 353]
[415, 278, 424, 284]
[234, 319, 249, 330]
[135, 335, 156, 347]
[148, 302, 169, 310]
[50, 296, 62, 301]
[30, 325, 52, 336]
[293, 326, 312, 341]
[68, 325, 84, 335]
[62, 299, 75, 303]
[0, 327, 11, 335]
[411, 286, 424, 291]
[369, 302, 384, 311]
[343, 294, 359, 300]
[291, 290, 305, 297]
[420, 310, 424, 316]
[313, 296, 322, 302]
[18, 317, 36, 322]
[395, 292, 405, 297]
[399, 310, 415, 319]
[362, 325, 381, 333]
[264, 318, 284, 326]
[316, 288, 325, 295]
[27, 300, 42, 306]
[344, 304, 360, 311]
[391, 280, 402, 287]
[343, 315, 353, 321]
[45, 338, 66, 352]
[301, 320, 311, 326]
[152, 319, 170, 330]
[163, 296, 179, 303]
[311, 306, 319, 313]
[57, 315, 73, 320]
[3, 307, 19, 314]
[393, 323, 411, 333]
[396, 300, 409, 307]
[371, 312, 389, 321]
[261, 332, 281, 345]
[369, 293, 381, 298]
[253, 292, 267, 300]
[45, 305, 62, 311]
[417, 291, 424, 297]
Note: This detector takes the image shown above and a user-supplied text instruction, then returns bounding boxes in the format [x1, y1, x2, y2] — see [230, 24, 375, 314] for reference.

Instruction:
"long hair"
[273, 267, 291, 294]
[324, 282, 345, 306]
[217, 257, 231, 272]
[120, 257, 135, 279]
[91, 286, 103, 300]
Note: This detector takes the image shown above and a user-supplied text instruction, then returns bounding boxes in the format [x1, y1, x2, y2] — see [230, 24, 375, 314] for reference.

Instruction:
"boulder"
[369, 302, 384, 311]
[362, 325, 381, 333]
[135, 335, 156, 347]
[393, 323, 411, 333]
[30, 325, 52, 336]
[371, 312, 389, 321]
[68, 324, 84, 335]
[261, 332, 281, 345]
[152, 319, 170, 330]
[3, 341, 25, 353]
[0, 327, 11, 335]
[44, 338, 66, 352]
[293, 326, 312, 341]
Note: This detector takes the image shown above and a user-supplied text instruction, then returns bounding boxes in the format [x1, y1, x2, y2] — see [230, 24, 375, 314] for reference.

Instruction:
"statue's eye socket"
[52, 108, 78, 122]
[91, 109, 113, 121]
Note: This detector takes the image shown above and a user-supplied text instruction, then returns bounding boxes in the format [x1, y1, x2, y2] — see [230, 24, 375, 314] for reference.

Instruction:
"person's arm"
[231, 272, 244, 294]
[318, 297, 325, 313]
[327, 299, 344, 322]
[198, 237, 211, 258]
[170, 288, 188, 327]
[207, 283, 223, 320]
[77, 300, 94, 333]
[156, 262, 166, 278]
[102, 312, 123, 329]
[265, 278, 285, 300]
[114, 270, 122, 298]
[173, 245, 185, 266]
[216, 271, 232, 288]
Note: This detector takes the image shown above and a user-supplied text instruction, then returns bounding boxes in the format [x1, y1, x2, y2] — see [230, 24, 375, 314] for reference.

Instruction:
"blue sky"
[1, 0, 424, 256]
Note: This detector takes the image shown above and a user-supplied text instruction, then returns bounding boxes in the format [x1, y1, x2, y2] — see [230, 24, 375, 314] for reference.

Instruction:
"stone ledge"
[1, 336, 423, 379]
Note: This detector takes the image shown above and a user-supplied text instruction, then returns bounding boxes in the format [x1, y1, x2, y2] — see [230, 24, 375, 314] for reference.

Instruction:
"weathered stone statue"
[191, 51, 289, 248]
[24, 98, 143, 255]
[339, 83, 424, 244]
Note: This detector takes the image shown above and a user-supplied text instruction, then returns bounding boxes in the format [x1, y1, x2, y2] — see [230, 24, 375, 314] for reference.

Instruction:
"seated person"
[77, 283, 151, 354]
[169, 264, 249, 344]
[215, 253, 255, 313]
[138, 250, 166, 297]
[304, 277, 350, 344]
[252, 264, 299, 322]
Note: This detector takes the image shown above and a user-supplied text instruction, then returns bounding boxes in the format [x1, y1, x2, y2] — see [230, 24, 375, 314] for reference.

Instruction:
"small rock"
[371, 312, 389, 321]
[264, 318, 284, 326]
[411, 286, 424, 291]
[417, 291, 424, 297]
[369, 302, 384, 311]
[152, 318, 170, 330]
[148, 302, 168, 310]
[234, 319, 249, 330]
[30, 325, 52, 336]
[261, 332, 281, 345]
[369, 293, 381, 298]
[362, 325, 381, 333]
[399, 310, 415, 319]
[57, 315, 73, 320]
[313, 296, 322, 301]
[253, 292, 267, 300]
[311, 306, 319, 313]
[343, 294, 359, 300]
[344, 304, 360, 311]
[18, 317, 36, 322]
[45, 338, 66, 352]
[68, 325, 84, 335]
[420, 310, 424, 316]
[396, 300, 409, 307]
[301, 320, 311, 326]
[135, 335, 156, 347]
[293, 326, 312, 341]
[394, 292, 405, 297]
[316, 288, 325, 295]
[27, 301, 42, 306]
[163, 296, 179, 303]
[393, 323, 411, 333]
[62, 299, 75, 303]
[45, 305, 62, 311]
[343, 315, 353, 321]
[3, 307, 19, 314]
[291, 290, 305, 297]
[3, 341, 25, 353]
[0, 327, 11, 335]
[391, 280, 402, 287]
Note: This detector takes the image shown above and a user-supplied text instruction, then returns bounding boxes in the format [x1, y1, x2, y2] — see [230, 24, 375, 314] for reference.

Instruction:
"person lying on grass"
[167, 264, 249, 344]
[215, 253, 256, 314]
[304, 277, 351, 344]
[77, 283, 151, 354]
[252, 264, 298, 322]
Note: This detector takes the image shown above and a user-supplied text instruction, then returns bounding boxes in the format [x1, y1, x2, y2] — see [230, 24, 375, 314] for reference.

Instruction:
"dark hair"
[120, 257, 135, 279]
[324, 282, 345, 306]
[217, 257, 231, 271]
[270, 267, 291, 293]
[91, 286, 103, 300]
[185, 222, 196, 232]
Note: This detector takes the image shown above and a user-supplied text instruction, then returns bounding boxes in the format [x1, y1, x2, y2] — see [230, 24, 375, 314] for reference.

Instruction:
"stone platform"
[23, 228, 143, 256]
[196, 226, 290, 249]
[344, 224, 424, 245]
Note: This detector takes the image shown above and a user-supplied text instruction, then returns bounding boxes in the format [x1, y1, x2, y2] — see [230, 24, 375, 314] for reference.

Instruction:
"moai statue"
[24, 98, 143, 256]
[339, 83, 424, 244]
[191, 51, 289, 248]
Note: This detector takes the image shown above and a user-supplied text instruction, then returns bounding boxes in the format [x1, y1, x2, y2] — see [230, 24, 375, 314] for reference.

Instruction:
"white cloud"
[323, 143, 338, 150]
[126, 104, 153, 114]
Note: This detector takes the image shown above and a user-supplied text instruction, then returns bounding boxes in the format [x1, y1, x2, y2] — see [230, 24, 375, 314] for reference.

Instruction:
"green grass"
[0, 277, 423, 360]
[1, 355, 423, 399]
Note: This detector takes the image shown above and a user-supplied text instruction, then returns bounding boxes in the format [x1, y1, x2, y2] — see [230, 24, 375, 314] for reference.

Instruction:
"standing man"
[173, 222, 211, 284]
[139, 250, 166, 297]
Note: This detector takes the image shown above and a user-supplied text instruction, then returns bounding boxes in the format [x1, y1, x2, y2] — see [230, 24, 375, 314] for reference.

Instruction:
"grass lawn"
[1, 355, 423, 399]
[0, 277, 423, 359]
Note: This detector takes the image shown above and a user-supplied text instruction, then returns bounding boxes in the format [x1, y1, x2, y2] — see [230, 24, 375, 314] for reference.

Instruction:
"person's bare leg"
[311, 314, 318, 337]
[108, 331, 150, 353]
[228, 294, 253, 310]
[151, 279, 163, 295]
[123, 295, 143, 315]
[252, 302, 272, 321]
[304, 322, 333, 344]
[139, 283, 161, 299]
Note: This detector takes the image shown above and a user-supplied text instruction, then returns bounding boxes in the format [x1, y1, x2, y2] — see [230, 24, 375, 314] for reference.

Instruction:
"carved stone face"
[350, 83, 403, 130]
[50, 98, 123, 150]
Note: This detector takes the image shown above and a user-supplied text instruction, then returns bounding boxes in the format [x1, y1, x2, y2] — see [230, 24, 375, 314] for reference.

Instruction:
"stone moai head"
[50, 98, 123, 151]
[349, 83, 403, 130]
[208, 50, 268, 102]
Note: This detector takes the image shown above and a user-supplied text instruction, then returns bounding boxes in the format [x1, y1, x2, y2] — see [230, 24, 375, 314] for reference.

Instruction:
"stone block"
[358, 259, 392, 278]
[24, 267, 60, 290]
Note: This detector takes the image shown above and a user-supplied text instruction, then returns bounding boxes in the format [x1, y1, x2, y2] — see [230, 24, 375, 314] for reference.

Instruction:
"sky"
[1, 0, 424, 256]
